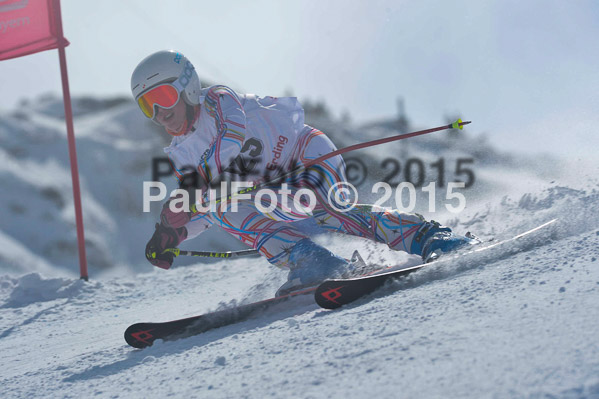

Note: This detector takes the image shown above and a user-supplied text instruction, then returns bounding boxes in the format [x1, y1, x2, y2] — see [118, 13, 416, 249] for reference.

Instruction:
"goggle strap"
[172, 79, 185, 92]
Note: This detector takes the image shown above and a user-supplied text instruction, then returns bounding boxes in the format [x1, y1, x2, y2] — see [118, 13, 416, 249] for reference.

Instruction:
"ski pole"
[177, 120, 469, 261]
[191, 119, 470, 213]
[162, 248, 260, 258]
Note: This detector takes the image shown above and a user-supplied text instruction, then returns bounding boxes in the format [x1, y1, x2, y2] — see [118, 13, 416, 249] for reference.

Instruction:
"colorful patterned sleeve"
[197, 85, 247, 184]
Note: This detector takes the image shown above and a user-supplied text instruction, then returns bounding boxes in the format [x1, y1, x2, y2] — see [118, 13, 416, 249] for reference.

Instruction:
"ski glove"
[160, 194, 192, 229]
[145, 223, 188, 269]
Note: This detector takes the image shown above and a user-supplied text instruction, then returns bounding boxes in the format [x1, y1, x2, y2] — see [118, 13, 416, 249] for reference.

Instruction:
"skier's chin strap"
[167, 104, 201, 137]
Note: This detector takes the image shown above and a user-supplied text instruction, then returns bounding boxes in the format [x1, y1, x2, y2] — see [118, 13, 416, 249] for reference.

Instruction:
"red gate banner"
[0, 0, 69, 61]
[0, 0, 88, 280]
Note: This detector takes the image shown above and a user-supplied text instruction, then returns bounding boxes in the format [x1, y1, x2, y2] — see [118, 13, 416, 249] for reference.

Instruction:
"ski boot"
[411, 221, 480, 263]
[276, 239, 351, 297]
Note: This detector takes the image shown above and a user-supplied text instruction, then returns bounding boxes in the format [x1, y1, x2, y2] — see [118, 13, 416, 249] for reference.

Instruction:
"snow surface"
[1, 96, 599, 398]
[1, 188, 599, 398]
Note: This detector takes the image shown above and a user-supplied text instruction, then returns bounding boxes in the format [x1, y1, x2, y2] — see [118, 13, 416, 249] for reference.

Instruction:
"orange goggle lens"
[137, 84, 180, 119]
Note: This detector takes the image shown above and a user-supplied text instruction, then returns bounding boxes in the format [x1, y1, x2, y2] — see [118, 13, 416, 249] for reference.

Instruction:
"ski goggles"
[137, 83, 181, 119]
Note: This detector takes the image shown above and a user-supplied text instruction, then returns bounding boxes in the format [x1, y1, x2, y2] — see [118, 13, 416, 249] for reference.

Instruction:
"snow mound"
[1, 273, 87, 308]
[449, 184, 599, 241]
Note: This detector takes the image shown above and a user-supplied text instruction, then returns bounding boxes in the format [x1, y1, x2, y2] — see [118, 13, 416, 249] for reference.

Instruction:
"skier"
[131, 50, 477, 295]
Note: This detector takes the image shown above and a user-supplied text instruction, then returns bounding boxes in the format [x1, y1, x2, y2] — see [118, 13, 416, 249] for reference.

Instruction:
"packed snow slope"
[1, 177, 599, 397]
[1, 94, 599, 398]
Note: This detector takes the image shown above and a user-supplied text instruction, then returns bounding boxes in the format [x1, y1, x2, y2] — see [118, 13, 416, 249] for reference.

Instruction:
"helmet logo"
[178, 61, 195, 88]
[174, 53, 182, 64]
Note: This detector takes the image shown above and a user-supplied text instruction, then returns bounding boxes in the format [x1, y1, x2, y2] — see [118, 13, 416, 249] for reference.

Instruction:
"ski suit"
[164, 85, 428, 268]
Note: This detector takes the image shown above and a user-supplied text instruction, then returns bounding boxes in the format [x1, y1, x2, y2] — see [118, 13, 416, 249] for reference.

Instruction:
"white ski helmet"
[131, 50, 202, 113]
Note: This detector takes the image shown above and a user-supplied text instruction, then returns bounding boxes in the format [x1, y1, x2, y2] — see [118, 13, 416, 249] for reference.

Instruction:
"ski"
[125, 219, 557, 347]
[124, 285, 317, 348]
[124, 251, 385, 348]
[315, 219, 558, 309]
